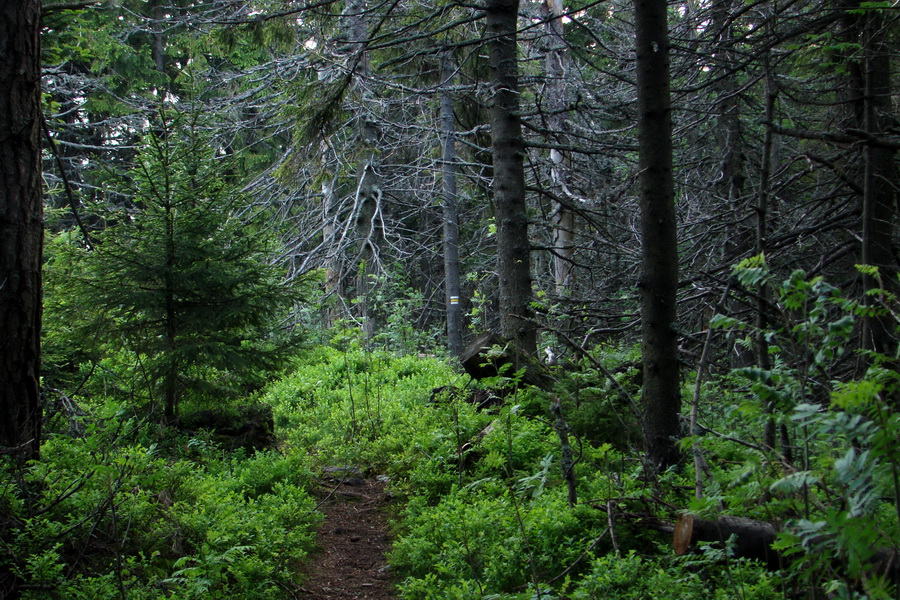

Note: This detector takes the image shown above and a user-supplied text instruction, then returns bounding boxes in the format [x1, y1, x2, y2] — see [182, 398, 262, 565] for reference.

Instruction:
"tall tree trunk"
[541, 0, 575, 297]
[486, 0, 537, 357]
[709, 0, 755, 366]
[710, 0, 746, 263]
[163, 201, 179, 420]
[757, 46, 777, 452]
[343, 0, 382, 341]
[441, 52, 464, 358]
[836, 0, 897, 358]
[321, 173, 342, 327]
[860, 10, 897, 357]
[150, 0, 167, 75]
[0, 0, 43, 461]
[634, 0, 680, 470]
[354, 157, 380, 340]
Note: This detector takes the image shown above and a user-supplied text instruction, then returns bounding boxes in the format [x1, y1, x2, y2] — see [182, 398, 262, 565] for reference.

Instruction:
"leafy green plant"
[709, 259, 900, 597]
[262, 345, 461, 471]
[392, 486, 595, 599]
[570, 551, 778, 600]
[0, 404, 320, 600]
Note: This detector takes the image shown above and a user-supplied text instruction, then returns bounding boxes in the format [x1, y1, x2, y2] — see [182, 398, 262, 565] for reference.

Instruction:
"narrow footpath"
[298, 474, 397, 600]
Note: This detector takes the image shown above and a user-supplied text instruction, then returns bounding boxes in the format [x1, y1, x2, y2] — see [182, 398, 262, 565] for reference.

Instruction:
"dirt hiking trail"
[298, 473, 397, 600]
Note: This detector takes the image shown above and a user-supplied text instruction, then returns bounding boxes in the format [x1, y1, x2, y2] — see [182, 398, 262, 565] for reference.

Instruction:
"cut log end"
[673, 513, 694, 556]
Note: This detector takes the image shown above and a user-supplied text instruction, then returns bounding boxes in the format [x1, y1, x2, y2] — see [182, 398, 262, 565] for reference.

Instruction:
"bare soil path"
[297, 474, 397, 600]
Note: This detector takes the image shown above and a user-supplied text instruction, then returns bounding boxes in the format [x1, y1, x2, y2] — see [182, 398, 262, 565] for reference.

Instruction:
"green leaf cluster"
[710, 261, 900, 596]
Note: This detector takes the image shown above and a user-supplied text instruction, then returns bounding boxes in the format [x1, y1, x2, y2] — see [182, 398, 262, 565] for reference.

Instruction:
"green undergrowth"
[263, 341, 780, 600]
[262, 342, 462, 472]
[1, 406, 320, 599]
[7, 264, 898, 599]
[265, 265, 900, 600]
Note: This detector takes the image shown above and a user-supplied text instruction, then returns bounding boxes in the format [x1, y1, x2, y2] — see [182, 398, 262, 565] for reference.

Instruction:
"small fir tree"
[46, 111, 304, 419]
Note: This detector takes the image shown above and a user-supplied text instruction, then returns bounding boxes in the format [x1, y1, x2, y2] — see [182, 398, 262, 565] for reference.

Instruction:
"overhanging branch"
[768, 122, 900, 150]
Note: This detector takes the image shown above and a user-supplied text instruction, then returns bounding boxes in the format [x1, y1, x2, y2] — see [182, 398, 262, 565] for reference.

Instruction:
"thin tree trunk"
[634, 0, 680, 470]
[710, 0, 747, 262]
[163, 200, 179, 420]
[151, 1, 166, 75]
[0, 0, 43, 461]
[551, 398, 578, 507]
[542, 0, 575, 297]
[321, 173, 341, 327]
[441, 52, 464, 358]
[343, 0, 382, 341]
[836, 0, 898, 358]
[486, 0, 537, 357]
[758, 35, 777, 452]
[710, 0, 753, 368]
[354, 159, 380, 340]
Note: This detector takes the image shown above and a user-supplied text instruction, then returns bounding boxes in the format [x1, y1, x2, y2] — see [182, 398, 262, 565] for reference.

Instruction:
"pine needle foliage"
[45, 109, 306, 418]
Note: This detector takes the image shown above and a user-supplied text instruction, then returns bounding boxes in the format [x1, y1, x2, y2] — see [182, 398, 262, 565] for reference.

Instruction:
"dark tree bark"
[440, 52, 464, 358]
[634, 0, 680, 470]
[709, 0, 746, 233]
[836, 0, 898, 358]
[0, 0, 43, 461]
[486, 0, 537, 357]
[674, 514, 780, 570]
[150, 0, 167, 75]
[163, 201, 179, 420]
[757, 50, 777, 452]
[859, 10, 897, 358]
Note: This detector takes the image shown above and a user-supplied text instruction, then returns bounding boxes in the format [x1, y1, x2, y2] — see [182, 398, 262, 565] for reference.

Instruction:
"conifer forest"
[1, 0, 900, 597]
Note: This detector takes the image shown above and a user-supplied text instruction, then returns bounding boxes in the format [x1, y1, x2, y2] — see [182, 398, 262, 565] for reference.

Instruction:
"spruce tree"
[47, 110, 303, 419]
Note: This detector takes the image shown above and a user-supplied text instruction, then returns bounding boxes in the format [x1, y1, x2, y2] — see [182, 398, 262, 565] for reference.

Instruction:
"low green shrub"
[1, 406, 320, 600]
[704, 261, 900, 597]
[263, 345, 462, 472]
[570, 551, 778, 600]
[392, 486, 599, 599]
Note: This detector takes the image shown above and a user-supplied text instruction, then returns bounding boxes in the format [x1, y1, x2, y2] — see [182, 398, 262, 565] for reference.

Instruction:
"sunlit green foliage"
[23, 263, 900, 599]
[570, 551, 779, 600]
[262, 338, 462, 470]
[0, 406, 319, 599]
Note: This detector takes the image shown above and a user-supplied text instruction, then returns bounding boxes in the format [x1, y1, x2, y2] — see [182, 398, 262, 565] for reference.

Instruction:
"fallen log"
[673, 513, 780, 570]
[602, 504, 900, 582]
[674, 513, 900, 583]
[590, 505, 781, 568]
[460, 332, 508, 381]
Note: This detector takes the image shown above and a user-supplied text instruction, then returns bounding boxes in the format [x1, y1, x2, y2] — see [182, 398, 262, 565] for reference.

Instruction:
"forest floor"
[297, 472, 397, 600]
